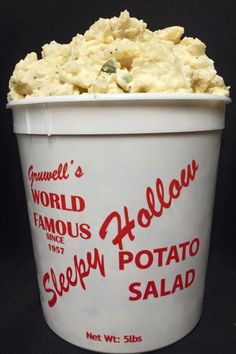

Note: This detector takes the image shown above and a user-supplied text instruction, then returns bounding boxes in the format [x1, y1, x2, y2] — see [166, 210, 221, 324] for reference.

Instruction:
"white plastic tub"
[8, 93, 230, 353]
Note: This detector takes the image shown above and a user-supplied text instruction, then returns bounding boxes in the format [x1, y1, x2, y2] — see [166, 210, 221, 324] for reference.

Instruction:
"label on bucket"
[29, 158, 199, 306]
[18, 132, 220, 352]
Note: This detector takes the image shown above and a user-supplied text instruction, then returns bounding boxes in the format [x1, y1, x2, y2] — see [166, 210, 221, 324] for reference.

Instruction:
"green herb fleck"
[101, 60, 116, 74]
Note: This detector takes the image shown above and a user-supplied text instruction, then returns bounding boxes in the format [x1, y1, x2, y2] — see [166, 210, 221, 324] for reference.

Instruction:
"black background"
[0, 1, 236, 353]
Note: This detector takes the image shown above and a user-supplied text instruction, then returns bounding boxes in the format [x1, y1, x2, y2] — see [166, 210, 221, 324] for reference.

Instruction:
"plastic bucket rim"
[7, 92, 231, 108]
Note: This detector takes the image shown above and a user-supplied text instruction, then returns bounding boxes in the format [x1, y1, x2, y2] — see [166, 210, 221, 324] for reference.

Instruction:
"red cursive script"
[28, 162, 69, 187]
[43, 248, 105, 307]
[99, 160, 199, 250]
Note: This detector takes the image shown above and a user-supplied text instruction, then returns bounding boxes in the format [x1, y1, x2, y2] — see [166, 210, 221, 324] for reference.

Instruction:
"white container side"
[9, 94, 230, 353]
